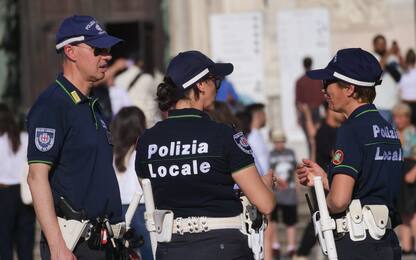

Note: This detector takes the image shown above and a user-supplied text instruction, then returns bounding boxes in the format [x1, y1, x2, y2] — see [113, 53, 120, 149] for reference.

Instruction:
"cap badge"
[85, 20, 96, 30]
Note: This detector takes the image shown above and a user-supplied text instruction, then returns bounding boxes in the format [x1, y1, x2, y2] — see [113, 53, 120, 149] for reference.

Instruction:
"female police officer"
[135, 50, 276, 260]
[297, 48, 402, 259]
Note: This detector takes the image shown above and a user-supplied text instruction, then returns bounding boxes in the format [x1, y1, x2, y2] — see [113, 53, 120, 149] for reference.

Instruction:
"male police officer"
[27, 15, 123, 259]
[297, 48, 402, 259]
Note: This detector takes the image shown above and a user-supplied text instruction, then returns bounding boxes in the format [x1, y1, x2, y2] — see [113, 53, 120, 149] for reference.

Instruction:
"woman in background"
[392, 103, 416, 255]
[111, 106, 153, 260]
[0, 103, 36, 260]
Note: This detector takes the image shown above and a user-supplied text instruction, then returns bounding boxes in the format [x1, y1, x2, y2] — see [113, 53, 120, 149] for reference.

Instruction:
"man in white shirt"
[114, 55, 161, 127]
[398, 49, 416, 124]
[246, 103, 270, 176]
[372, 34, 401, 123]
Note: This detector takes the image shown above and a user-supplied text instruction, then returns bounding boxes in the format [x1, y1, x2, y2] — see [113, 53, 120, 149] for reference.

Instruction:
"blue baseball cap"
[166, 50, 234, 89]
[307, 48, 382, 87]
[55, 15, 123, 52]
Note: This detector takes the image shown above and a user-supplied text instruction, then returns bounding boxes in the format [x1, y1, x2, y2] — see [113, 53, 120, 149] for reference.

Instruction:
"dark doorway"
[106, 21, 155, 74]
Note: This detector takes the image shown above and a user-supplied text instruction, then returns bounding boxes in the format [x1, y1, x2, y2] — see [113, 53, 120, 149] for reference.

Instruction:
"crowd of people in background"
[1, 32, 416, 260]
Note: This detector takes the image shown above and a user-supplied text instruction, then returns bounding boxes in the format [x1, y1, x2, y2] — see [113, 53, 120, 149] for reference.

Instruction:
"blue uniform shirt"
[27, 74, 122, 222]
[328, 104, 403, 224]
[135, 108, 254, 218]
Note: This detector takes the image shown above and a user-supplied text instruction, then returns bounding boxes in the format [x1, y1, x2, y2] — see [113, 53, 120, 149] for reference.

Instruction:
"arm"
[232, 165, 276, 214]
[28, 163, 76, 260]
[326, 174, 355, 213]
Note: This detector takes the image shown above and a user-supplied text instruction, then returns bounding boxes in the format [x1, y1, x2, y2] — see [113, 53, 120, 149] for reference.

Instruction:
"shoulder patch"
[233, 132, 252, 154]
[332, 149, 344, 165]
[35, 128, 56, 152]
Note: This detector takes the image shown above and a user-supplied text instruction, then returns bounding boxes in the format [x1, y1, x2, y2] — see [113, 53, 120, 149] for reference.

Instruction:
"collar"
[348, 103, 378, 120]
[55, 73, 94, 104]
[167, 108, 210, 120]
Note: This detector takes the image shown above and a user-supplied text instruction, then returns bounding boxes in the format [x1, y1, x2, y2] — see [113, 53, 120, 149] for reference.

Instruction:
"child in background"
[269, 130, 298, 259]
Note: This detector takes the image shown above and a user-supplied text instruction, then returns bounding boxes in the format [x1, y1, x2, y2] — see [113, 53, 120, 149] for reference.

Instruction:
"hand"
[405, 171, 416, 184]
[296, 159, 328, 189]
[50, 242, 77, 260]
[298, 103, 311, 116]
[390, 41, 400, 56]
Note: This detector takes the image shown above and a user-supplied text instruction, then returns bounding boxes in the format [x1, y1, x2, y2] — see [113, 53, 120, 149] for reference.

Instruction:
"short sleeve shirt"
[269, 148, 297, 205]
[328, 104, 403, 223]
[135, 108, 255, 218]
[27, 74, 122, 222]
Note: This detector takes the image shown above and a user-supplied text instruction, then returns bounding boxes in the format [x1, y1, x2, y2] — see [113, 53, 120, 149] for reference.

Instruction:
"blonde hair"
[392, 103, 412, 117]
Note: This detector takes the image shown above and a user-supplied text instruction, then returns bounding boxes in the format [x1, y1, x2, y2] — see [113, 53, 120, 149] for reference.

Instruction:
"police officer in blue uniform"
[135, 50, 276, 260]
[27, 15, 123, 260]
[297, 48, 402, 259]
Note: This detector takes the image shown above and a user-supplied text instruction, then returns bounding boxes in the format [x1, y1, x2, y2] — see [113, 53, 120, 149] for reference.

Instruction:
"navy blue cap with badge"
[55, 15, 123, 53]
[166, 51, 234, 94]
[307, 48, 383, 87]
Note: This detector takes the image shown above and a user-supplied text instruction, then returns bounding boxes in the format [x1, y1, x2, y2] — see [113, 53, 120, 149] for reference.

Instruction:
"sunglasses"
[73, 44, 111, 56]
[207, 77, 222, 90]
[322, 79, 338, 94]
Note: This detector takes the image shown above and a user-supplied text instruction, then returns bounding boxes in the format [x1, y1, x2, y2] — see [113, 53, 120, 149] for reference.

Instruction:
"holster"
[240, 196, 266, 260]
[346, 199, 366, 241]
[363, 205, 389, 240]
[154, 209, 174, 243]
[57, 217, 90, 251]
[341, 200, 390, 241]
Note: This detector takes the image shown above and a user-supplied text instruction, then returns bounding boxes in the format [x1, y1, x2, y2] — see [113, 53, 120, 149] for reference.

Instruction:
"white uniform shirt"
[0, 132, 28, 185]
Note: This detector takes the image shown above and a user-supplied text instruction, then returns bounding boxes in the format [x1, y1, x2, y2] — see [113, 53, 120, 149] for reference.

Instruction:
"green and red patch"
[332, 150, 344, 165]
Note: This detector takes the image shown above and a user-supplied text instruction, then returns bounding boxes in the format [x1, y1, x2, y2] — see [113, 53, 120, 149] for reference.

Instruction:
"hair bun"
[156, 77, 181, 111]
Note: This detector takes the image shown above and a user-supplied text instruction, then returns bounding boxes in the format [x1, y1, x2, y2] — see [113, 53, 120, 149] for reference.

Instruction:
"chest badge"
[35, 128, 56, 152]
[332, 150, 344, 165]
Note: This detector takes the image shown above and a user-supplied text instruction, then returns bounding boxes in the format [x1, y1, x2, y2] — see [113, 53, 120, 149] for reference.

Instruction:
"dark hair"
[111, 106, 146, 172]
[156, 76, 202, 111]
[0, 103, 21, 154]
[338, 81, 376, 103]
[406, 49, 416, 65]
[245, 103, 265, 115]
[303, 57, 312, 70]
[373, 34, 386, 45]
[235, 110, 252, 135]
[207, 101, 238, 128]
